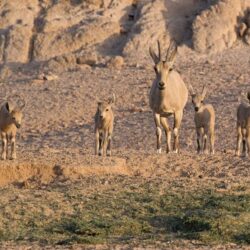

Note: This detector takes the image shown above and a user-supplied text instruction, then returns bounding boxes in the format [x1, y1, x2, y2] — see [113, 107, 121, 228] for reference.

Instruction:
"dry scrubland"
[0, 0, 250, 249]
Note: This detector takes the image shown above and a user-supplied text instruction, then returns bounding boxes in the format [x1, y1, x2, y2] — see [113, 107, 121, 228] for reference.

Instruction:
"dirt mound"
[0, 157, 128, 187]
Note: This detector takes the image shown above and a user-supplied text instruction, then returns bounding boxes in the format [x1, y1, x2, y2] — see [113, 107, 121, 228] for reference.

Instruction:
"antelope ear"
[168, 46, 177, 63]
[19, 99, 26, 110]
[201, 86, 207, 100]
[188, 84, 195, 96]
[165, 39, 177, 63]
[108, 93, 115, 105]
[149, 46, 159, 64]
[5, 102, 10, 112]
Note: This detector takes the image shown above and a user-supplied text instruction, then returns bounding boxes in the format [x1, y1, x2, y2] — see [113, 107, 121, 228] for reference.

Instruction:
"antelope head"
[149, 39, 178, 90]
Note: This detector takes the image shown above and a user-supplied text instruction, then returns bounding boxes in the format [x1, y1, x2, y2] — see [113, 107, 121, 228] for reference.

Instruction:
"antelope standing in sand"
[190, 85, 215, 154]
[149, 40, 188, 153]
[0, 95, 25, 160]
[235, 92, 250, 157]
[95, 94, 115, 156]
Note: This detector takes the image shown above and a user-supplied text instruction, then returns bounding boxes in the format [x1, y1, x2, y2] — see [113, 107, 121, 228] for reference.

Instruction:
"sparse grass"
[0, 177, 249, 246]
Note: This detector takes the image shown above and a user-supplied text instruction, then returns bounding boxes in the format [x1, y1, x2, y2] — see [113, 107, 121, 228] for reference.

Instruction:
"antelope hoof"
[157, 148, 162, 154]
[235, 150, 240, 157]
[10, 155, 16, 160]
[107, 150, 111, 156]
[1, 153, 6, 160]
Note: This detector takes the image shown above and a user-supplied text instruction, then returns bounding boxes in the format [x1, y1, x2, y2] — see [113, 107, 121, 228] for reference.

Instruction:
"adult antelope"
[149, 40, 188, 153]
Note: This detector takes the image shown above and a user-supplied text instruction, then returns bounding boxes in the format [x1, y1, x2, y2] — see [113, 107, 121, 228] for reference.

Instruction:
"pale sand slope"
[0, 42, 249, 186]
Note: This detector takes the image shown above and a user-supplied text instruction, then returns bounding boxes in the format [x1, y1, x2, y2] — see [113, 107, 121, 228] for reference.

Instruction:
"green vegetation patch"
[0, 179, 249, 246]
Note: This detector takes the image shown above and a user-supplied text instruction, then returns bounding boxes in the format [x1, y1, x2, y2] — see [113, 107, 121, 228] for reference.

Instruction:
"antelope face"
[149, 40, 177, 91]
[192, 94, 204, 112]
[10, 109, 23, 128]
[97, 102, 112, 120]
[97, 94, 115, 120]
[191, 86, 207, 112]
[154, 61, 173, 90]
[5, 100, 25, 129]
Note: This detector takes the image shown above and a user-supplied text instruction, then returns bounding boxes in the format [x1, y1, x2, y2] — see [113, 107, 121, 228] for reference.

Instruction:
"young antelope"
[190, 85, 215, 154]
[0, 95, 25, 160]
[94, 94, 115, 156]
[235, 91, 250, 157]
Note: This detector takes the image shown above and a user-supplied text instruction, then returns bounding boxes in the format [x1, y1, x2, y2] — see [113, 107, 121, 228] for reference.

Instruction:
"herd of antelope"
[0, 40, 249, 160]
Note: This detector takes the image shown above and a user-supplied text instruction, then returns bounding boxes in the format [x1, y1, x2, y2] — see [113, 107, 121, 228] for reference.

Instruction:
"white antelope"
[149, 40, 188, 153]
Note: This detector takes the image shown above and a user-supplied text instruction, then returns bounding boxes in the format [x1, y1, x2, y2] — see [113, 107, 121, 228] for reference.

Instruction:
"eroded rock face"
[0, 0, 39, 63]
[0, 34, 5, 64]
[192, 0, 250, 54]
[237, 7, 250, 45]
[123, 0, 169, 58]
[0, 0, 131, 64]
[0, 0, 250, 66]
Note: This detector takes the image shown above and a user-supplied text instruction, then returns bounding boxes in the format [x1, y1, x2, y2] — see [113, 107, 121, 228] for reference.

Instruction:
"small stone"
[238, 22, 247, 37]
[76, 53, 97, 66]
[244, 28, 250, 45]
[38, 73, 58, 81]
[108, 56, 125, 70]
[216, 182, 230, 190]
[180, 170, 191, 178]
[78, 64, 92, 71]
[120, 27, 129, 35]
[0, 65, 11, 80]
[206, 59, 215, 65]
[237, 74, 244, 81]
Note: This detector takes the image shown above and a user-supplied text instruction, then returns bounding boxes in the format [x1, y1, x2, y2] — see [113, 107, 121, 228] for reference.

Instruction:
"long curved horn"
[166, 39, 177, 62]
[149, 46, 159, 64]
[7, 94, 21, 102]
[108, 93, 115, 104]
[112, 93, 116, 103]
[188, 84, 195, 96]
[18, 98, 26, 110]
[7, 94, 26, 109]
[157, 40, 162, 60]
[201, 85, 207, 100]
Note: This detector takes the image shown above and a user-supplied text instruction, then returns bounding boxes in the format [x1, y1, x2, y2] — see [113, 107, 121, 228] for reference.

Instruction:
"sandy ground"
[0, 42, 249, 184]
[0, 0, 249, 249]
[0, 42, 249, 249]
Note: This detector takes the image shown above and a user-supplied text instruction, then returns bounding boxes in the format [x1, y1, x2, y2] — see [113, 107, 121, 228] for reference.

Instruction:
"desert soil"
[0, 0, 249, 249]
[0, 42, 249, 249]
